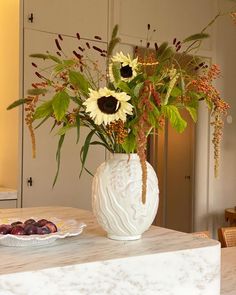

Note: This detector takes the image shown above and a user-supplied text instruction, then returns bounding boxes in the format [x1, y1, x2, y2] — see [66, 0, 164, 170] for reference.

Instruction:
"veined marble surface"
[0, 207, 221, 295]
[221, 247, 236, 295]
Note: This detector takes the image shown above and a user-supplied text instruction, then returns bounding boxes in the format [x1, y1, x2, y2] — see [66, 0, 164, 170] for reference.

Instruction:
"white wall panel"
[24, 0, 109, 41]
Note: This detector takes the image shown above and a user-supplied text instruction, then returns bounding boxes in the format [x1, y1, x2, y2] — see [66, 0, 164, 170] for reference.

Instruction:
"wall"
[0, 0, 19, 189]
[208, 0, 236, 236]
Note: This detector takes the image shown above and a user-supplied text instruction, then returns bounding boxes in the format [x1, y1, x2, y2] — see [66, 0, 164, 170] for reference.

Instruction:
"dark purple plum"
[44, 222, 57, 233]
[36, 227, 43, 235]
[10, 226, 25, 235]
[11, 221, 23, 227]
[37, 219, 48, 227]
[3, 225, 13, 233]
[41, 226, 51, 234]
[24, 224, 38, 235]
[24, 219, 36, 225]
[0, 226, 9, 235]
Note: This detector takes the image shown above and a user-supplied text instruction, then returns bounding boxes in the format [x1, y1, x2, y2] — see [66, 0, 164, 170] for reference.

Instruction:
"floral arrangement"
[8, 15, 233, 204]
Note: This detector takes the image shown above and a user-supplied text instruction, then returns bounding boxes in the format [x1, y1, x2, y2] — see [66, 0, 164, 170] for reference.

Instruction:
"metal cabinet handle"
[28, 13, 34, 23]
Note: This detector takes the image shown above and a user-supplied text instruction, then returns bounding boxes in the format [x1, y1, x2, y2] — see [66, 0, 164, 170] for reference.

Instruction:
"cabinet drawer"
[24, 0, 108, 41]
[0, 200, 17, 209]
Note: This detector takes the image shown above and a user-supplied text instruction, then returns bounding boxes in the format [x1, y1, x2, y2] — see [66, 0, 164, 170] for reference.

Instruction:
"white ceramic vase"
[92, 153, 159, 241]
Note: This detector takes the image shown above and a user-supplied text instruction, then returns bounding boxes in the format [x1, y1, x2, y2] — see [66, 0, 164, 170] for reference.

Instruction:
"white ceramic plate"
[0, 217, 86, 247]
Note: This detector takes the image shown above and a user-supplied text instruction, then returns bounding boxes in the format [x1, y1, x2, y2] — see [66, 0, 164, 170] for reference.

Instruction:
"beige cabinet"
[0, 200, 17, 209]
[24, 0, 109, 40]
[21, 2, 108, 209]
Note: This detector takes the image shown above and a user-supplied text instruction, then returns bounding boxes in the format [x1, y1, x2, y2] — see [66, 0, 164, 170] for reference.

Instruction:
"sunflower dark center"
[120, 64, 133, 78]
[97, 96, 120, 114]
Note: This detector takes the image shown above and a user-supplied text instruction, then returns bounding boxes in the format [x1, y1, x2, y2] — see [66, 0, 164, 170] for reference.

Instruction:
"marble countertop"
[0, 207, 221, 295]
[0, 188, 17, 200]
[221, 247, 236, 295]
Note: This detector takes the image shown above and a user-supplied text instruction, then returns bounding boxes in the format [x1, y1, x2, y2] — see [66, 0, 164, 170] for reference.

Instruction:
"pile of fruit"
[0, 219, 58, 235]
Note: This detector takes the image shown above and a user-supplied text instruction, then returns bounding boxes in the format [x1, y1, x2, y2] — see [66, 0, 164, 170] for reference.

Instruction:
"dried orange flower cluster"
[24, 81, 51, 158]
[66, 108, 79, 125]
[190, 64, 229, 176]
[231, 12, 236, 25]
[106, 119, 128, 144]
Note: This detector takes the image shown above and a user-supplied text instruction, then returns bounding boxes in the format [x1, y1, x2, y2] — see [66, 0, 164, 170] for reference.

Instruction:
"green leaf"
[205, 98, 213, 110]
[76, 115, 80, 144]
[111, 62, 121, 84]
[107, 37, 120, 57]
[52, 91, 70, 121]
[159, 47, 174, 62]
[117, 81, 131, 95]
[54, 60, 76, 73]
[182, 33, 210, 43]
[188, 91, 204, 101]
[53, 134, 65, 187]
[148, 111, 158, 128]
[79, 129, 96, 177]
[122, 132, 136, 153]
[70, 96, 83, 106]
[34, 100, 53, 119]
[34, 115, 51, 129]
[7, 98, 31, 110]
[133, 82, 144, 97]
[57, 124, 74, 136]
[151, 103, 160, 117]
[111, 24, 119, 39]
[170, 87, 182, 97]
[162, 105, 187, 133]
[186, 106, 197, 122]
[30, 53, 62, 63]
[180, 76, 185, 95]
[54, 64, 66, 72]
[63, 59, 76, 67]
[156, 42, 169, 58]
[27, 88, 48, 95]
[69, 70, 90, 95]
[90, 141, 108, 149]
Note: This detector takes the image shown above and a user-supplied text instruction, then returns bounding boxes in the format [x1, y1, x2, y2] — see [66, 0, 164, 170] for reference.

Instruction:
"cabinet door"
[24, 0, 108, 41]
[22, 29, 106, 209]
[0, 200, 17, 209]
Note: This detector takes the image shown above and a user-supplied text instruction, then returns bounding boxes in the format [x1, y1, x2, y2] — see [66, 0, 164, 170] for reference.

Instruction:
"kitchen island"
[0, 207, 220, 295]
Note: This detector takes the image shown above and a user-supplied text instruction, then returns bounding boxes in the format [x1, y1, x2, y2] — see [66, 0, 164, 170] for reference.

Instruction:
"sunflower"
[109, 52, 139, 83]
[83, 87, 133, 125]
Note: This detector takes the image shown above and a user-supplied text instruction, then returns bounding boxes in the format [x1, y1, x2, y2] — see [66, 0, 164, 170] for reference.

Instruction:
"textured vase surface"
[92, 153, 159, 240]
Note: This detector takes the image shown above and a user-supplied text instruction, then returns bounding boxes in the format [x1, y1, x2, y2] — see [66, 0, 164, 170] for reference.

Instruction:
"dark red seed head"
[35, 72, 42, 79]
[55, 39, 62, 51]
[173, 38, 177, 45]
[73, 51, 83, 59]
[176, 41, 181, 47]
[31, 62, 37, 68]
[78, 46, 84, 52]
[147, 42, 150, 48]
[58, 34, 63, 41]
[176, 45, 181, 52]
[56, 51, 61, 56]
[76, 33, 80, 40]
[92, 46, 103, 53]
[86, 42, 90, 49]
[147, 24, 150, 30]
[155, 43, 158, 51]
[94, 35, 102, 40]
